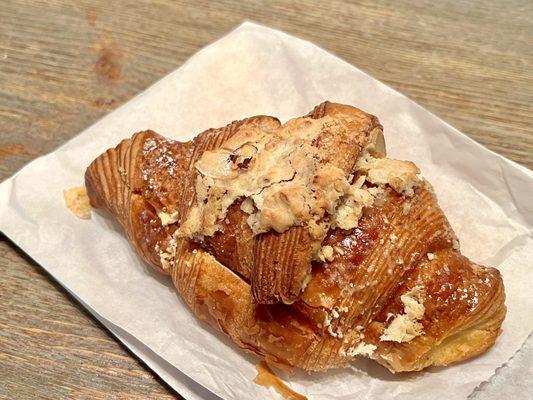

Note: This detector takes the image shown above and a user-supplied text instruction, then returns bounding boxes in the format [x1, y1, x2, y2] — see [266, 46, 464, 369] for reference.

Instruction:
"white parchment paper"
[1, 22, 532, 400]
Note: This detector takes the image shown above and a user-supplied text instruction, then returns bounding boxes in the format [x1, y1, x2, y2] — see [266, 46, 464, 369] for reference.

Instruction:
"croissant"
[85, 102, 505, 373]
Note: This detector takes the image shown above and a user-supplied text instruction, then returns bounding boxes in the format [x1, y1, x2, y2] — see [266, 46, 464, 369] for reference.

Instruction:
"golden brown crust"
[85, 102, 506, 372]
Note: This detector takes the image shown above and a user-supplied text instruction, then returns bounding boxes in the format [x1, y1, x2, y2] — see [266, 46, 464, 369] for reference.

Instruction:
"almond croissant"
[85, 102, 505, 372]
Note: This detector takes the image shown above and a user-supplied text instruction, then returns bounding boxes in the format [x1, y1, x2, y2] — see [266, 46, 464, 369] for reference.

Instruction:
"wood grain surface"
[0, 0, 531, 398]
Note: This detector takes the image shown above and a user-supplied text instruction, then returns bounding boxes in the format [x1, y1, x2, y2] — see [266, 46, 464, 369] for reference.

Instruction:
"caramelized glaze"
[254, 362, 307, 400]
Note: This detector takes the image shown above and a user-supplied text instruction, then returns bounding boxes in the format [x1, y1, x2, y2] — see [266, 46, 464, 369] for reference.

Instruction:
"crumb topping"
[380, 285, 425, 343]
[323, 306, 350, 338]
[330, 175, 374, 231]
[171, 116, 422, 264]
[157, 210, 180, 226]
[158, 237, 177, 270]
[340, 341, 377, 358]
[356, 152, 421, 196]
[318, 245, 335, 262]
[178, 116, 351, 239]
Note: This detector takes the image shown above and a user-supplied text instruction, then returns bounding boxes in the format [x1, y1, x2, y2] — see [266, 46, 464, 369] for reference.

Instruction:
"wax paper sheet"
[1, 22, 532, 400]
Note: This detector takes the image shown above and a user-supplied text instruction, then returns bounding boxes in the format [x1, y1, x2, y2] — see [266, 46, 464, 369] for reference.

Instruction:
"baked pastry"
[85, 102, 505, 372]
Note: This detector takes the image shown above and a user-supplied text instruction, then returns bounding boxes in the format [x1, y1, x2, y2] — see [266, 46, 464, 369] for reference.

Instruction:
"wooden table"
[1, 1, 531, 398]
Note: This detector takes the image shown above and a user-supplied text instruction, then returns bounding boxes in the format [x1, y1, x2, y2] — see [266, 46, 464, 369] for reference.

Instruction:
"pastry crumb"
[452, 238, 460, 251]
[157, 210, 180, 226]
[318, 245, 335, 262]
[323, 312, 344, 338]
[335, 246, 345, 255]
[380, 285, 425, 343]
[158, 237, 177, 270]
[64, 186, 91, 219]
[340, 341, 377, 358]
